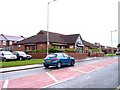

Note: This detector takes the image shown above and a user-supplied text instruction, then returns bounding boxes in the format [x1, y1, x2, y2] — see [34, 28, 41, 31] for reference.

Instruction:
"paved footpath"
[0, 58, 118, 89]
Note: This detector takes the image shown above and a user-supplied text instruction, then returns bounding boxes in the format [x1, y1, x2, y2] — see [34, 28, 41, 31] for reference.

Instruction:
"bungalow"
[14, 30, 98, 53]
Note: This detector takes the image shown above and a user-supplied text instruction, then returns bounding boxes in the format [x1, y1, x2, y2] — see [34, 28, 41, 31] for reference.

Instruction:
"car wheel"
[3, 58, 7, 62]
[70, 60, 75, 66]
[20, 57, 22, 60]
[56, 62, 62, 68]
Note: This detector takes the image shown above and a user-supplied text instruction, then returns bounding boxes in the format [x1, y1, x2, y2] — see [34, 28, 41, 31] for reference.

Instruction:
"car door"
[57, 53, 65, 64]
[63, 53, 70, 64]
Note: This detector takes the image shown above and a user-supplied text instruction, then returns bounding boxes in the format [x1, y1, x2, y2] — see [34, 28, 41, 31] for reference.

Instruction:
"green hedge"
[25, 46, 76, 53]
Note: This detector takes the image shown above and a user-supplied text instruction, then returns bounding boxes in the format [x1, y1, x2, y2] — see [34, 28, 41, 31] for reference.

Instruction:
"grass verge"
[0, 59, 44, 68]
[105, 54, 116, 56]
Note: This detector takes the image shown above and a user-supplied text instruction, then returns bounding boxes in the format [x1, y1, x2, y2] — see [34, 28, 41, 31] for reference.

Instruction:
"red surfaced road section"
[0, 81, 4, 90]
[48, 68, 83, 81]
[72, 65, 97, 73]
[8, 73, 54, 88]
[87, 59, 118, 68]
[5, 58, 118, 89]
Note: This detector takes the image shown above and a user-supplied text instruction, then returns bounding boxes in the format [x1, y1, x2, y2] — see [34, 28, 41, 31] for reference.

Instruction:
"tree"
[117, 44, 120, 48]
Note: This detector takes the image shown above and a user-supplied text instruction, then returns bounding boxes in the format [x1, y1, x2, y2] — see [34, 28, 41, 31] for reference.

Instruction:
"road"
[0, 56, 119, 89]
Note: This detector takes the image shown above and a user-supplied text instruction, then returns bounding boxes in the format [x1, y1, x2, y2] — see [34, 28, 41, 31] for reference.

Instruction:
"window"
[3, 41, 6, 45]
[10, 41, 12, 45]
[57, 53, 64, 57]
[70, 45, 73, 48]
[0, 41, 1, 45]
[63, 53, 69, 57]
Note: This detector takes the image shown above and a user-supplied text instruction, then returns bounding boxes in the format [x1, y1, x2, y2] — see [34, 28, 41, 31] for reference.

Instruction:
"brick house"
[14, 30, 98, 53]
[0, 34, 25, 51]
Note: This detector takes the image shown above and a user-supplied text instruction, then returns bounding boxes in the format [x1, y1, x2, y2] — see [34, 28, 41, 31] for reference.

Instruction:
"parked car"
[115, 51, 120, 55]
[13, 51, 32, 60]
[43, 53, 75, 68]
[0, 51, 17, 61]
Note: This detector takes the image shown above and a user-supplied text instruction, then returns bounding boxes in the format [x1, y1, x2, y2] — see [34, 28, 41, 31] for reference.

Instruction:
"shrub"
[48, 46, 59, 53]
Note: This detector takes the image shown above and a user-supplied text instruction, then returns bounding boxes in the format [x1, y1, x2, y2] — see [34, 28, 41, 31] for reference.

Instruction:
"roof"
[0, 34, 24, 41]
[16, 30, 97, 48]
[83, 40, 98, 48]
[16, 30, 80, 44]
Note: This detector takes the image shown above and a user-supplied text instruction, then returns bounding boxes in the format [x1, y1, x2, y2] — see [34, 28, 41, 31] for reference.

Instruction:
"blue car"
[43, 53, 75, 68]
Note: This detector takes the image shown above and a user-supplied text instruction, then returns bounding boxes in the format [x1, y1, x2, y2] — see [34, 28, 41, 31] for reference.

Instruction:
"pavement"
[0, 57, 102, 73]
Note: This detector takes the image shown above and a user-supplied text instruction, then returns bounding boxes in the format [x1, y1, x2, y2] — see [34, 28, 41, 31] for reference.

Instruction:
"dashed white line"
[69, 67, 85, 73]
[46, 72, 58, 83]
[85, 64, 100, 69]
[3, 80, 9, 89]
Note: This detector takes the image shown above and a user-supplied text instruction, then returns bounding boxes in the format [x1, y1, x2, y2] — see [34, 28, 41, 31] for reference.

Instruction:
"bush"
[88, 48, 100, 53]
[48, 46, 59, 53]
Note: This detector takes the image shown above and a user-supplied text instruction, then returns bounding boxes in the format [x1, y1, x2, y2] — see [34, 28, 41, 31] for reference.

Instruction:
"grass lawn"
[0, 59, 44, 68]
[105, 54, 116, 56]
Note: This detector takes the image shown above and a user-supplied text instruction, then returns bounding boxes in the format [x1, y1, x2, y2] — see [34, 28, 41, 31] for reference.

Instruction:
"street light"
[111, 30, 117, 47]
[111, 30, 117, 53]
[47, 0, 57, 55]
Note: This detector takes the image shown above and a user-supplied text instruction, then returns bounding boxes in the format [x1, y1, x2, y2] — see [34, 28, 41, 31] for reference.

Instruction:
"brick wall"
[29, 53, 88, 60]
[29, 53, 47, 59]
[67, 53, 88, 60]
[13, 45, 25, 51]
[37, 43, 46, 50]
[28, 52, 104, 60]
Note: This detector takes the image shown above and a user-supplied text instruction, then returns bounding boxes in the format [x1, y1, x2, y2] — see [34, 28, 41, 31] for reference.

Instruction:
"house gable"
[75, 35, 84, 47]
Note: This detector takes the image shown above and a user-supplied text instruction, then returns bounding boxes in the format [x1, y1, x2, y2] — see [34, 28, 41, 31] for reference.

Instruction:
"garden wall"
[66, 53, 88, 60]
[29, 52, 104, 60]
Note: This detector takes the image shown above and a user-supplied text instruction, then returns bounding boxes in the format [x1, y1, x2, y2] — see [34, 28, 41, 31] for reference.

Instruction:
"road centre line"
[3, 79, 9, 89]
[46, 72, 59, 83]
[69, 67, 85, 73]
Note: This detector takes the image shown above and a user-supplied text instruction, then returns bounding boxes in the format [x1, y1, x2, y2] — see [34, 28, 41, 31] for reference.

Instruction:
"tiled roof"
[16, 30, 97, 48]
[0, 34, 24, 41]
[17, 30, 78, 44]
[83, 40, 98, 48]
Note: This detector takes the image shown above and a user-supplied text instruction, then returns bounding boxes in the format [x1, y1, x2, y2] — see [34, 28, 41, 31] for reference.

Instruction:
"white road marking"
[42, 76, 76, 88]
[85, 64, 100, 69]
[46, 72, 58, 83]
[69, 67, 85, 73]
[3, 80, 9, 89]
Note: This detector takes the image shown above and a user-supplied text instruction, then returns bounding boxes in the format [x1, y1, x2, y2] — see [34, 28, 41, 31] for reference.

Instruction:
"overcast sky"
[0, 0, 119, 47]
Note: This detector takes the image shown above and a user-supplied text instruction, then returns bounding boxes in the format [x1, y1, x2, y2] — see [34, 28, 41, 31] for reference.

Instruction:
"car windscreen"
[46, 54, 57, 58]
[18, 52, 26, 55]
[3, 51, 13, 55]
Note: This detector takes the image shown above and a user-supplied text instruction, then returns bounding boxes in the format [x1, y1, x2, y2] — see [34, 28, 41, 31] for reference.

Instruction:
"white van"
[0, 51, 17, 61]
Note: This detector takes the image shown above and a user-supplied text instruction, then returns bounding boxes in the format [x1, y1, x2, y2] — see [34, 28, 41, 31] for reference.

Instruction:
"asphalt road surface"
[0, 56, 119, 89]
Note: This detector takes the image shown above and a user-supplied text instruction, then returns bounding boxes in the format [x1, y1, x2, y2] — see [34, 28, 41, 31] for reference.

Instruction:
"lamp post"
[111, 30, 117, 53]
[47, 0, 56, 55]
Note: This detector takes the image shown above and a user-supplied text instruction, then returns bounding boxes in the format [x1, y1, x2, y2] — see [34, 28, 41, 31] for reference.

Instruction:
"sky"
[0, 0, 119, 47]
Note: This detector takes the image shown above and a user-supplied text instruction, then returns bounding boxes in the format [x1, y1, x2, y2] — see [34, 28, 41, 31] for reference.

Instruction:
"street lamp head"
[111, 30, 117, 32]
[48, 0, 57, 4]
